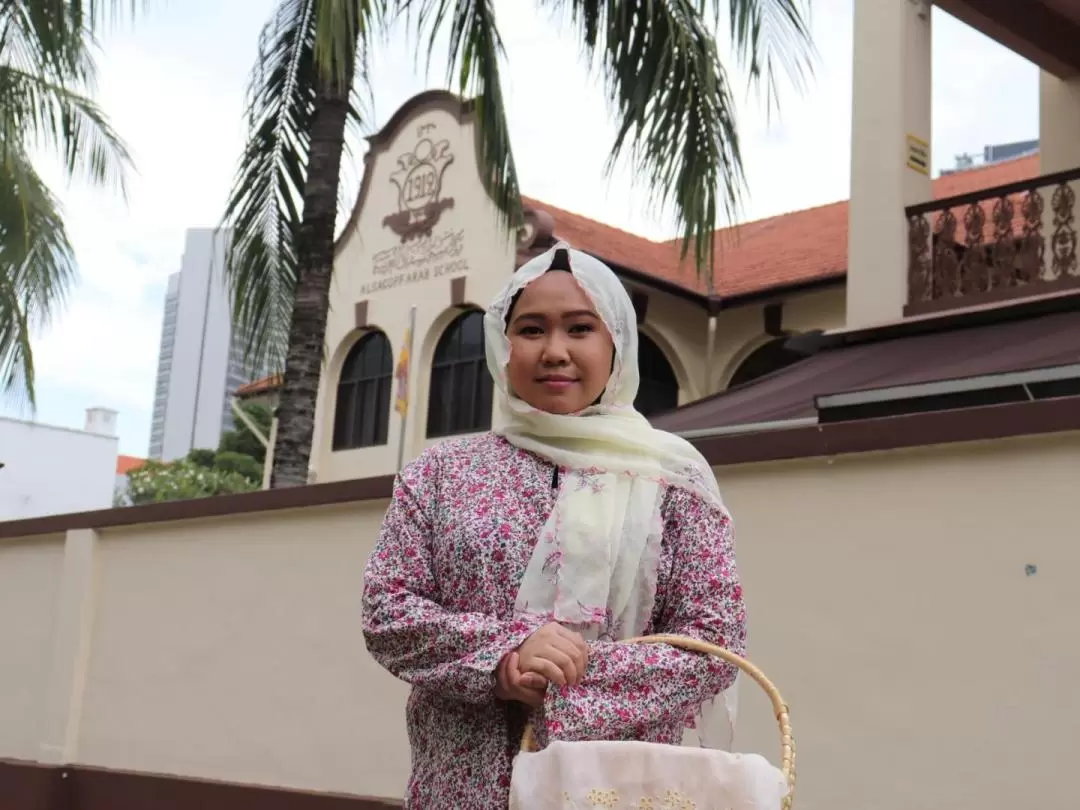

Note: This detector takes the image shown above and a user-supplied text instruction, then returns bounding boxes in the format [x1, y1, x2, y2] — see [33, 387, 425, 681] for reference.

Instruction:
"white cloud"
[6, 0, 1041, 456]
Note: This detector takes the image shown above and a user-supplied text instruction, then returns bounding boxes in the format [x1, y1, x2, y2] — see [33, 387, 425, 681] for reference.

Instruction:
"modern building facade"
[148, 228, 268, 461]
[944, 139, 1040, 173]
[147, 274, 179, 458]
[0, 408, 119, 520]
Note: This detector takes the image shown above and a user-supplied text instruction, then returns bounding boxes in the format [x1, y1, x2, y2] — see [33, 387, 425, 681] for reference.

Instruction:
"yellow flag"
[394, 326, 411, 416]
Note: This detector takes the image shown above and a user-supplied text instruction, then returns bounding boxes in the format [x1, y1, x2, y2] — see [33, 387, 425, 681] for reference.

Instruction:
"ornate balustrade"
[906, 167, 1080, 315]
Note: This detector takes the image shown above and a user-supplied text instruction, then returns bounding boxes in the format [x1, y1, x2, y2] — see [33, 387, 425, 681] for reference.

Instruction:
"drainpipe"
[704, 314, 718, 395]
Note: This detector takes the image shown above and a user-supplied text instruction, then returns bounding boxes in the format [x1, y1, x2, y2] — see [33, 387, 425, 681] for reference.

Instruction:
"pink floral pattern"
[362, 433, 747, 809]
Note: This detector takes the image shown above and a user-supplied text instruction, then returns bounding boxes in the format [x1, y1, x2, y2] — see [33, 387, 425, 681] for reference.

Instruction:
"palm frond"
[719, 0, 816, 118]
[0, 0, 143, 407]
[396, 0, 523, 232]
[540, 0, 739, 273]
[0, 0, 147, 85]
[222, 0, 381, 374]
[0, 64, 130, 195]
[221, 0, 318, 377]
[0, 147, 77, 409]
[538, 0, 812, 276]
[65, 0, 150, 30]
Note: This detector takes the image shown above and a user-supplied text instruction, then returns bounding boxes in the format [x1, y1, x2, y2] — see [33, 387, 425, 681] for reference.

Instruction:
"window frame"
[426, 309, 493, 438]
[634, 330, 680, 417]
[332, 331, 393, 451]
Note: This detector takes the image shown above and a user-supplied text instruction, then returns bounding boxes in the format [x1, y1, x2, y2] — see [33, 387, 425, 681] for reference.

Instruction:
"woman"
[362, 243, 747, 809]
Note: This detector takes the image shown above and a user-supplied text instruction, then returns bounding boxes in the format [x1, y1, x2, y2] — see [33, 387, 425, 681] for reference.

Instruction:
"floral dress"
[362, 433, 747, 809]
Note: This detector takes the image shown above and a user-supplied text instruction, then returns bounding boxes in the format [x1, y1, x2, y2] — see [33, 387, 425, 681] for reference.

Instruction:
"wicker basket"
[519, 633, 796, 810]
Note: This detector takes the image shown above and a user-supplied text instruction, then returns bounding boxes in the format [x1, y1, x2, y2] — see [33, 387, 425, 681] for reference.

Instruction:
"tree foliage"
[1, 0, 146, 407]
[219, 401, 272, 463]
[125, 459, 258, 505]
[119, 402, 270, 505]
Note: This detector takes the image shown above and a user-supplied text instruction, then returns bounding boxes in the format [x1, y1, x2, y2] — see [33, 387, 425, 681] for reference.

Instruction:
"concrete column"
[846, 0, 933, 328]
[1037, 72, 1080, 285]
[37, 529, 98, 765]
[1039, 72, 1080, 174]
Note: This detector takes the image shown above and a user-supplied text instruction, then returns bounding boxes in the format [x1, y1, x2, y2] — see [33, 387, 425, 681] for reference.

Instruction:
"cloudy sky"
[1, 0, 1039, 456]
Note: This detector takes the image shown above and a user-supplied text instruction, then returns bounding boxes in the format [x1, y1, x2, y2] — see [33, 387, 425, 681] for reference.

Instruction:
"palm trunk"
[268, 52, 353, 489]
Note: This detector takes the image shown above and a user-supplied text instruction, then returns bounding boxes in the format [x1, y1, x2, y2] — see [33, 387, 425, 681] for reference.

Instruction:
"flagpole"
[396, 305, 418, 472]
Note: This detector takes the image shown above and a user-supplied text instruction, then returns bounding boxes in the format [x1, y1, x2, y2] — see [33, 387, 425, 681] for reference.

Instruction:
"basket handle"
[517, 633, 796, 809]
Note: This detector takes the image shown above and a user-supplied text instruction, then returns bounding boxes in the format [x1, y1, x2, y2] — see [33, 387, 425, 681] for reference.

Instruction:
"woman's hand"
[495, 651, 547, 708]
[517, 622, 590, 686]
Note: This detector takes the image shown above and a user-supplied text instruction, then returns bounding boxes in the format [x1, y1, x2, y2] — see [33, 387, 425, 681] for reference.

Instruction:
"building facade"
[248, 71, 1065, 484]
[0, 408, 119, 520]
[148, 228, 268, 461]
[148, 274, 179, 458]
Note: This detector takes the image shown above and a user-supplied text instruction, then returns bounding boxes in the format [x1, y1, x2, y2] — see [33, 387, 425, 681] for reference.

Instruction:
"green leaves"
[543, 0, 813, 275]
[0, 0, 140, 406]
[124, 459, 260, 505]
[0, 150, 76, 407]
[221, 0, 380, 376]
[388, 0, 812, 279]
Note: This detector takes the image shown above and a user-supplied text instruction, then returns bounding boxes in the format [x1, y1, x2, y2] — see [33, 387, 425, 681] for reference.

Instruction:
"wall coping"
[3, 394, 1078, 541]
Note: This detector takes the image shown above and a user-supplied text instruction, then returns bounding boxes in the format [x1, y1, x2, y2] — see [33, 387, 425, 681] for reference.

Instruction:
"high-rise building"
[945, 139, 1040, 174]
[147, 228, 268, 461]
[148, 273, 180, 459]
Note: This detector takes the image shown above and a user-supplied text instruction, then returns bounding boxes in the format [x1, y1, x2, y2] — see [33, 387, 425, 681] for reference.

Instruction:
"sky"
[1, 0, 1040, 457]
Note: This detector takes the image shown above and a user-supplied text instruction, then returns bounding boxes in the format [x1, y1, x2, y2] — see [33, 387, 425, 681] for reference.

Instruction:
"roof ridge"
[520, 195, 667, 246]
[935, 151, 1038, 179]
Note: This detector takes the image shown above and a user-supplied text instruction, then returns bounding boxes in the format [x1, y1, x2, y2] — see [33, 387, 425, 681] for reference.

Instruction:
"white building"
[148, 228, 268, 461]
[0, 408, 119, 520]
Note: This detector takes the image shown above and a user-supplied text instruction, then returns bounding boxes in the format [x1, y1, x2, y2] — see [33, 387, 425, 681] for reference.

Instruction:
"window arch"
[634, 331, 680, 416]
[728, 337, 803, 388]
[332, 331, 392, 450]
[427, 310, 493, 438]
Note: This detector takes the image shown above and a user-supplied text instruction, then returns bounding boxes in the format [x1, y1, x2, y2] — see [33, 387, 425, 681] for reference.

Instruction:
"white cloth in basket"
[510, 739, 790, 810]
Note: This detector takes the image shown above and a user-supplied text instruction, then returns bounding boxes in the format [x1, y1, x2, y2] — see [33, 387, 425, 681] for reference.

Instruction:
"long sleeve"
[362, 449, 544, 703]
[540, 487, 747, 742]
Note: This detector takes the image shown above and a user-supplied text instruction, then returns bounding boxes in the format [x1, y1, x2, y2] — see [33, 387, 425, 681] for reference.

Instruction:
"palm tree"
[223, 0, 814, 488]
[0, 0, 141, 407]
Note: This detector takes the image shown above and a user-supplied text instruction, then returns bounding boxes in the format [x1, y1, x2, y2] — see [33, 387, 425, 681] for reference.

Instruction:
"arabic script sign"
[359, 229, 468, 295]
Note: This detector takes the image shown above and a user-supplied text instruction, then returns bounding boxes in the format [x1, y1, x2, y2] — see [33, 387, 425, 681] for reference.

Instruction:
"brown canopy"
[652, 306, 1080, 433]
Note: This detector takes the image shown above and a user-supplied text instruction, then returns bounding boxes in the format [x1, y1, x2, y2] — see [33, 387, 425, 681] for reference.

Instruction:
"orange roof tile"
[235, 375, 282, 397]
[116, 455, 145, 475]
[247, 155, 1043, 401]
[524, 154, 1040, 300]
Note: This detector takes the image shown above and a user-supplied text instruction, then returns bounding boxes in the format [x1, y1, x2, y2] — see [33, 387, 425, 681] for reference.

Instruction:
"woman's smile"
[536, 374, 579, 391]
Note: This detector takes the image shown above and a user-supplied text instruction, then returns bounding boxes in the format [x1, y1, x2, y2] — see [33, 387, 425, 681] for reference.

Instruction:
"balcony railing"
[906, 166, 1080, 315]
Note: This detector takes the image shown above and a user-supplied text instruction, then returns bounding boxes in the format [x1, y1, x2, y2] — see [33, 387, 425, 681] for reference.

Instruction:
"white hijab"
[484, 242, 739, 747]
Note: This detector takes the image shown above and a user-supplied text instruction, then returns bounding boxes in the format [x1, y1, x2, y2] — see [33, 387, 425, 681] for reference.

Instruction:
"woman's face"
[505, 271, 615, 414]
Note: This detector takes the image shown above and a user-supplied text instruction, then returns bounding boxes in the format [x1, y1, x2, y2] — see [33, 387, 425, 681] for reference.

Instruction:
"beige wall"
[723, 432, 1080, 810]
[0, 503, 410, 798]
[0, 534, 65, 761]
[3, 430, 1077, 807]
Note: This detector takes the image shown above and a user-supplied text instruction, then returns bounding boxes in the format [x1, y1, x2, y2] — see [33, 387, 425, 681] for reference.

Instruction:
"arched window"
[635, 331, 680, 416]
[427, 310, 493, 438]
[728, 337, 803, 388]
[332, 331, 392, 450]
